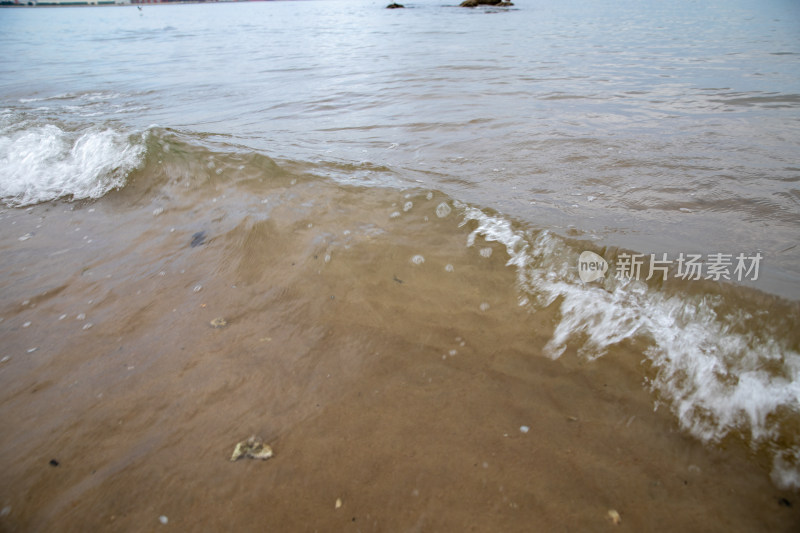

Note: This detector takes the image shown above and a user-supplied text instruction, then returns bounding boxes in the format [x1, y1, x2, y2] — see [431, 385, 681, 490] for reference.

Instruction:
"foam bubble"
[0, 124, 144, 207]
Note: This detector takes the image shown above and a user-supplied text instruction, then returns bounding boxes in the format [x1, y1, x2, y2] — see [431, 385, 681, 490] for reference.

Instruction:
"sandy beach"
[1, 163, 798, 531]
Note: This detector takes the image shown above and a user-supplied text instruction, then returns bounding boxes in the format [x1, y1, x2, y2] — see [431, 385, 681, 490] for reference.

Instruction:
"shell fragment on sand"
[230, 436, 273, 461]
[210, 317, 227, 328]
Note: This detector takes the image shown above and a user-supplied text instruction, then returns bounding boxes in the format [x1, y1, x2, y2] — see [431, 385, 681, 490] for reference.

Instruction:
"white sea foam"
[460, 205, 800, 489]
[0, 124, 144, 207]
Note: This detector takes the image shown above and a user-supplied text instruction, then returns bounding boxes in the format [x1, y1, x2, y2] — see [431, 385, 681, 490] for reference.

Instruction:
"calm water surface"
[2, 0, 799, 294]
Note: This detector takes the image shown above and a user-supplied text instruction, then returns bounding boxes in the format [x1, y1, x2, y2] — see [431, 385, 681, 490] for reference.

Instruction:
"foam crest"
[0, 123, 144, 207]
[460, 206, 800, 488]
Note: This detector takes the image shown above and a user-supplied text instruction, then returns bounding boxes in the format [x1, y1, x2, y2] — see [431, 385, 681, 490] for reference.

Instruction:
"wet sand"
[1, 160, 799, 532]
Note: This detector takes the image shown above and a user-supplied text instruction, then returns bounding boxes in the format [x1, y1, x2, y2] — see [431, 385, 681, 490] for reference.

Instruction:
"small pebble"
[210, 317, 227, 328]
[607, 509, 621, 525]
[335, 498, 342, 509]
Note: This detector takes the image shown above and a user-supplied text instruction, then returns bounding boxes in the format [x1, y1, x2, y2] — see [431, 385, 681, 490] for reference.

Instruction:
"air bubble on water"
[22, 321, 31, 328]
[18, 233, 33, 241]
[207, 161, 215, 169]
[158, 271, 166, 276]
[436, 202, 451, 218]
[290, 179, 297, 185]
[324, 254, 331, 263]
[426, 192, 433, 200]
[403, 201, 413, 212]
[480, 247, 492, 258]
[76, 313, 86, 320]
[479, 302, 490, 312]
[445, 264, 454, 272]
[520, 425, 530, 434]
[0, 356, 9, 363]
[390, 211, 401, 219]
[58, 314, 67, 321]
[27, 347, 37, 353]
[518, 296, 530, 306]
[22, 300, 29, 306]
[193, 285, 202, 293]
[449, 349, 457, 356]
[152, 207, 164, 216]
[307, 223, 313, 229]
[82, 323, 93, 330]
[411, 255, 425, 265]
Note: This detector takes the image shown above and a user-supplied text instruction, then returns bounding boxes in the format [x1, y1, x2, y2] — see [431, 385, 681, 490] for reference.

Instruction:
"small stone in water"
[210, 317, 227, 328]
[230, 436, 273, 461]
[411, 255, 425, 265]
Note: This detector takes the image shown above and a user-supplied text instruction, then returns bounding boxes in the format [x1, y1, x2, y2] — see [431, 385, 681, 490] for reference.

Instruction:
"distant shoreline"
[0, 0, 272, 7]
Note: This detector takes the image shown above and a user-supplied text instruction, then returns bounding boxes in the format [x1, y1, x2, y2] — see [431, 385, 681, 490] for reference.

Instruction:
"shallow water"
[1, 0, 800, 530]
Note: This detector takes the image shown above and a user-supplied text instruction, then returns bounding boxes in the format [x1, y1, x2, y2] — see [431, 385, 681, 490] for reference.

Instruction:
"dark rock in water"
[190, 231, 206, 248]
[49, 459, 59, 467]
[386, 2, 404, 8]
[460, 0, 513, 6]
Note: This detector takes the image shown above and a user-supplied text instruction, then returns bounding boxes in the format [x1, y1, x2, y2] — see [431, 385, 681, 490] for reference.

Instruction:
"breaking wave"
[460, 205, 800, 489]
[0, 120, 145, 207]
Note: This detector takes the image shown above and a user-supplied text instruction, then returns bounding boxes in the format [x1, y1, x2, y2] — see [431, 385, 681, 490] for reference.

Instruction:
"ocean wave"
[460, 205, 800, 489]
[0, 122, 145, 207]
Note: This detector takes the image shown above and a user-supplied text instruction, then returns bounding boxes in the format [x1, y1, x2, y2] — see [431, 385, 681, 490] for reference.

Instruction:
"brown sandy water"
[1, 137, 798, 531]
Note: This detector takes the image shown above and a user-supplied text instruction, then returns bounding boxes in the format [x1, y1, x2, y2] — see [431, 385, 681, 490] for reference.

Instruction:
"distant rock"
[386, 2, 405, 8]
[460, 0, 514, 6]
